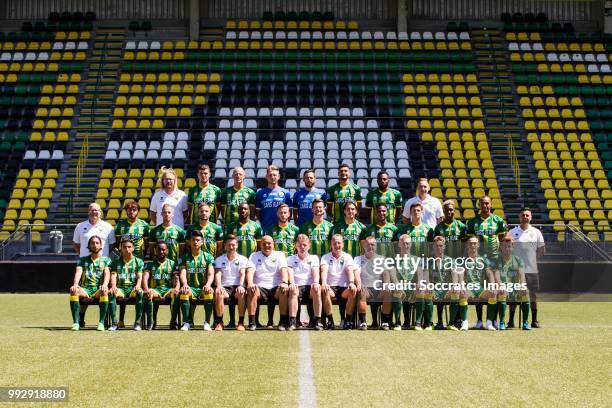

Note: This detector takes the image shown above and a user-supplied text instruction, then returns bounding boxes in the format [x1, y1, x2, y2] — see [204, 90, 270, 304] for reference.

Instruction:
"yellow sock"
[70, 295, 79, 301]
[100, 295, 108, 303]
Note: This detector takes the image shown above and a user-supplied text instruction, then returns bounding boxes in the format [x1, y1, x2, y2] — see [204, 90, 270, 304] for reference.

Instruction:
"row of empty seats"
[508, 42, 607, 52]
[224, 31, 471, 41]
[23, 150, 64, 161]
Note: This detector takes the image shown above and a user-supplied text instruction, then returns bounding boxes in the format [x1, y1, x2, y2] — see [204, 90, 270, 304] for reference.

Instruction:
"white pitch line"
[298, 330, 317, 408]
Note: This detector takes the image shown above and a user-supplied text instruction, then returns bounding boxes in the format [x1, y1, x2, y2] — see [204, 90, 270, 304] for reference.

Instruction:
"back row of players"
[69, 164, 544, 332]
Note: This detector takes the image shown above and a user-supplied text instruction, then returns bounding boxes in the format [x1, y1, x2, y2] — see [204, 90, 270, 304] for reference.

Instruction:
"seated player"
[354, 236, 390, 330]
[246, 236, 290, 331]
[428, 236, 459, 330]
[142, 240, 178, 330]
[457, 236, 496, 331]
[492, 236, 531, 330]
[320, 234, 358, 330]
[177, 230, 215, 331]
[69, 235, 111, 331]
[287, 234, 323, 330]
[213, 234, 249, 331]
[109, 239, 145, 331]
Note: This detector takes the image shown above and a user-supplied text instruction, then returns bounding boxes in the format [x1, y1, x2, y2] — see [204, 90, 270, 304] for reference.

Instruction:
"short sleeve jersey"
[220, 186, 256, 226]
[321, 252, 354, 287]
[359, 223, 398, 257]
[144, 258, 176, 288]
[463, 256, 490, 285]
[255, 187, 292, 233]
[78, 255, 112, 287]
[434, 219, 468, 259]
[331, 220, 366, 258]
[365, 189, 403, 224]
[326, 182, 362, 223]
[298, 220, 334, 258]
[185, 221, 223, 258]
[287, 254, 319, 286]
[214, 253, 249, 287]
[111, 256, 145, 288]
[491, 254, 525, 284]
[73, 219, 116, 257]
[248, 251, 287, 289]
[466, 213, 508, 258]
[150, 189, 189, 228]
[178, 251, 215, 288]
[508, 225, 545, 275]
[292, 188, 327, 226]
[148, 223, 186, 262]
[394, 223, 434, 257]
[402, 195, 444, 228]
[224, 220, 263, 257]
[354, 255, 384, 287]
[267, 223, 300, 257]
[114, 218, 150, 259]
[187, 183, 222, 224]
[429, 255, 454, 284]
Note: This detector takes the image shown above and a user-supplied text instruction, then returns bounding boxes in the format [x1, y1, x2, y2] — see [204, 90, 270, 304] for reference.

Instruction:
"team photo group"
[68, 162, 545, 333]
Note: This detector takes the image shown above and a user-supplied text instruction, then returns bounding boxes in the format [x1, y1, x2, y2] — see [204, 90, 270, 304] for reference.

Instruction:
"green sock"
[521, 302, 530, 325]
[415, 298, 425, 325]
[99, 297, 109, 325]
[425, 300, 434, 326]
[486, 302, 497, 322]
[108, 295, 117, 324]
[181, 299, 191, 324]
[134, 292, 144, 324]
[170, 296, 179, 324]
[449, 301, 458, 323]
[459, 305, 468, 320]
[145, 299, 153, 322]
[498, 301, 507, 324]
[392, 301, 402, 323]
[70, 297, 80, 324]
[204, 300, 213, 325]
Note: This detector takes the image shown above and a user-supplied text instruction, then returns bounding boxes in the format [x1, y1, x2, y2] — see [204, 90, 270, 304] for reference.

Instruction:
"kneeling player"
[178, 230, 215, 331]
[213, 234, 249, 331]
[492, 236, 531, 330]
[109, 239, 145, 331]
[143, 241, 177, 330]
[246, 236, 290, 331]
[287, 234, 323, 330]
[69, 235, 112, 331]
[320, 234, 358, 330]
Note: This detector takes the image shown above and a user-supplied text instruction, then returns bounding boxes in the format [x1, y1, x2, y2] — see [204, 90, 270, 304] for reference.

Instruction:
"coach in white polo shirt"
[246, 236, 289, 331]
[287, 234, 322, 330]
[401, 177, 443, 228]
[73, 202, 116, 257]
[508, 207, 545, 328]
[150, 167, 188, 228]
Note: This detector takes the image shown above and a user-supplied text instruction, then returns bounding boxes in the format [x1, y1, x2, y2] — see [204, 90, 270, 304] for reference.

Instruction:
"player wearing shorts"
[292, 169, 327, 227]
[187, 163, 222, 224]
[148, 204, 186, 263]
[109, 239, 145, 331]
[220, 166, 256, 226]
[69, 235, 111, 331]
[255, 164, 292, 233]
[331, 201, 366, 258]
[185, 202, 223, 257]
[491, 236, 531, 330]
[363, 170, 403, 224]
[298, 199, 334, 258]
[143, 241, 178, 330]
[429, 236, 460, 330]
[359, 203, 398, 258]
[178, 230, 215, 331]
[433, 200, 467, 259]
[246, 236, 289, 331]
[458, 237, 496, 330]
[320, 234, 357, 330]
[213, 234, 249, 331]
[395, 203, 434, 258]
[114, 200, 150, 259]
[224, 203, 263, 258]
[267, 204, 299, 257]
[287, 234, 323, 330]
[354, 236, 390, 330]
[326, 163, 362, 223]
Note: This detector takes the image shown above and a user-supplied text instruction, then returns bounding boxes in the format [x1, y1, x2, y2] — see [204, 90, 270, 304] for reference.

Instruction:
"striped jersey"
[267, 223, 300, 257]
[326, 182, 362, 223]
[364, 188, 403, 224]
[298, 219, 334, 258]
[466, 213, 508, 258]
[178, 251, 215, 288]
[77, 255, 111, 287]
[359, 223, 398, 257]
[433, 219, 468, 258]
[331, 219, 366, 258]
[111, 256, 144, 288]
[114, 218, 150, 259]
[148, 223, 186, 262]
[429, 255, 454, 284]
[220, 186, 256, 226]
[185, 221, 223, 258]
[463, 256, 489, 284]
[187, 183, 222, 223]
[144, 258, 176, 288]
[224, 220, 263, 257]
[394, 223, 434, 257]
[491, 254, 524, 283]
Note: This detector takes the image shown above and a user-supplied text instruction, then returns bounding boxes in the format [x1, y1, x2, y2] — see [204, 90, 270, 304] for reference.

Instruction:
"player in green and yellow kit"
[113, 200, 150, 259]
[109, 239, 145, 331]
[359, 203, 398, 257]
[185, 202, 223, 257]
[143, 240, 178, 330]
[178, 230, 215, 331]
[298, 198, 334, 258]
[326, 163, 362, 223]
[466, 195, 508, 258]
[69, 235, 111, 331]
[148, 204, 186, 262]
[331, 201, 366, 258]
[267, 204, 299, 257]
[224, 203, 263, 258]
[187, 164, 222, 224]
[220, 166, 256, 226]
[491, 236, 531, 331]
[395, 203, 434, 257]
[363, 170, 403, 224]
[428, 236, 460, 330]
[434, 200, 467, 259]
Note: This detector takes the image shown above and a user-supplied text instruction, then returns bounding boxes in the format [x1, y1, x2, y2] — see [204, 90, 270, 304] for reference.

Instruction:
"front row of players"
[69, 230, 532, 332]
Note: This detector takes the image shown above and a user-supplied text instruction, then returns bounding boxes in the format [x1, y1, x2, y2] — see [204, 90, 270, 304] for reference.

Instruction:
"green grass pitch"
[1, 294, 611, 407]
